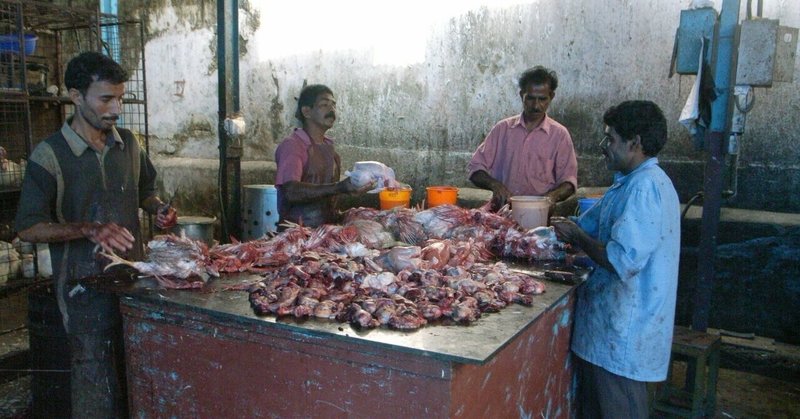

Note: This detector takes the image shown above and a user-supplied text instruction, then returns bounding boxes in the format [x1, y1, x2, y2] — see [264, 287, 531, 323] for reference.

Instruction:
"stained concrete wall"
[117, 0, 799, 214]
[107, 0, 800, 343]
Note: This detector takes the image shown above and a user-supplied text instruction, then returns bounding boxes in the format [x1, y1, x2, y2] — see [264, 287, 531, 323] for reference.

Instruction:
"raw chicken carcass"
[344, 161, 400, 193]
[101, 233, 218, 285]
[375, 246, 422, 273]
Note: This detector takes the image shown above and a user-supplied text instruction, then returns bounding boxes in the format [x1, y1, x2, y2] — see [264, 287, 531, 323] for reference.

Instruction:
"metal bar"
[692, 0, 741, 332]
[15, 1, 33, 158]
[228, 0, 241, 240]
[139, 20, 150, 154]
[138, 19, 153, 239]
[217, 0, 241, 241]
[217, 0, 229, 240]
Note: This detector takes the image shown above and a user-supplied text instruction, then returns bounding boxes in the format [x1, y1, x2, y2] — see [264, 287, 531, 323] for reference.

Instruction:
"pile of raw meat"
[115, 204, 567, 330]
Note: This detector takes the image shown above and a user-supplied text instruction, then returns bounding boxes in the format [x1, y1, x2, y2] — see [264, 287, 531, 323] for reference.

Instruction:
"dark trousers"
[575, 355, 649, 419]
[69, 328, 127, 419]
[65, 286, 128, 419]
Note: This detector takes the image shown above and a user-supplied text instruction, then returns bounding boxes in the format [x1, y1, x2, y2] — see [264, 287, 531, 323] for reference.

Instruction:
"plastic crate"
[0, 34, 37, 55]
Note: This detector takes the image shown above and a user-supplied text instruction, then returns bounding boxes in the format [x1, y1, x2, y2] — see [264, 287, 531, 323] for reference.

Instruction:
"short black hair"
[65, 51, 129, 95]
[603, 100, 668, 157]
[518, 66, 558, 91]
[295, 84, 334, 123]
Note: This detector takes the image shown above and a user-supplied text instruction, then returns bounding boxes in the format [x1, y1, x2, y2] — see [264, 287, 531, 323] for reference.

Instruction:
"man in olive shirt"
[16, 51, 175, 417]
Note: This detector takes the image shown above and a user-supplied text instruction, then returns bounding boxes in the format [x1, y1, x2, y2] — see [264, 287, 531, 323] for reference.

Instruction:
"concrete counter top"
[99, 261, 580, 365]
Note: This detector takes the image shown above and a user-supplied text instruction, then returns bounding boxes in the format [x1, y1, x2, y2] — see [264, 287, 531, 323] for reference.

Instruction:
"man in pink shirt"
[468, 66, 578, 211]
[275, 84, 370, 227]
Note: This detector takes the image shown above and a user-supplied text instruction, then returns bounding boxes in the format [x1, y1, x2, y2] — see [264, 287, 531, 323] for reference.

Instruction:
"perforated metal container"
[241, 184, 279, 240]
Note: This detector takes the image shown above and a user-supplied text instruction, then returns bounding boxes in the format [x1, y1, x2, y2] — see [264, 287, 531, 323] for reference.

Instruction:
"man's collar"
[294, 127, 334, 145]
[513, 113, 552, 134]
[612, 157, 659, 185]
[61, 118, 124, 156]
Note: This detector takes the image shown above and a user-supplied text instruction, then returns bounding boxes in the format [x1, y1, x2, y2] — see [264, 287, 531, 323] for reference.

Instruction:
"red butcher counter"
[111, 264, 583, 418]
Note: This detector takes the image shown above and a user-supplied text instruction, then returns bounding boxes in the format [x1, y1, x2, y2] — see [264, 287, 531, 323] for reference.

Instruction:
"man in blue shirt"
[551, 100, 680, 418]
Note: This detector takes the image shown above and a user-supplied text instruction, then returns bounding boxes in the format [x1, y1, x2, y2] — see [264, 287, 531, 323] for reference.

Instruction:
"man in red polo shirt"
[275, 84, 371, 227]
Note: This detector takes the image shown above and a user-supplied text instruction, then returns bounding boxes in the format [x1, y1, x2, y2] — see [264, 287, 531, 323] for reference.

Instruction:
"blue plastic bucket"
[0, 34, 38, 55]
[577, 197, 600, 215]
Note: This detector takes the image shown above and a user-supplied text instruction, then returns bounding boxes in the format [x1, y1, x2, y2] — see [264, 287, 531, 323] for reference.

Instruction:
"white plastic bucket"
[241, 184, 279, 240]
[510, 196, 550, 230]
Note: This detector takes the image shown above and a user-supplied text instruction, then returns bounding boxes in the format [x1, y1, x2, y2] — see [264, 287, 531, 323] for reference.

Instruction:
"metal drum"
[28, 283, 71, 418]
[241, 184, 279, 240]
[169, 216, 216, 245]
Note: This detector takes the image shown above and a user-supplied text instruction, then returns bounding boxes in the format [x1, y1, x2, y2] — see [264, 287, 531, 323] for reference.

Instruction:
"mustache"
[325, 111, 336, 118]
[103, 116, 119, 122]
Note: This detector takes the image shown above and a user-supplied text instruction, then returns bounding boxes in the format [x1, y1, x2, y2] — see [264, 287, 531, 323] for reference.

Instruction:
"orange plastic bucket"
[426, 186, 458, 207]
[379, 187, 412, 210]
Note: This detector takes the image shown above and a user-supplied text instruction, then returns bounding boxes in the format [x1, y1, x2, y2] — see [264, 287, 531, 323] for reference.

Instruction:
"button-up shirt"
[467, 114, 577, 196]
[572, 157, 680, 381]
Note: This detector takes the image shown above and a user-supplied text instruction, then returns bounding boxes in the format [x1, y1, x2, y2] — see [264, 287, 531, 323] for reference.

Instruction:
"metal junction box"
[774, 26, 798, 83]
[736, 19, 778, 86]
[676, 8, 718, 75]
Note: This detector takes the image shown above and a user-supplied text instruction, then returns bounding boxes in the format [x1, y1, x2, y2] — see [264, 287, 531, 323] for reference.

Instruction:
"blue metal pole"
[692, 0, 740, 332]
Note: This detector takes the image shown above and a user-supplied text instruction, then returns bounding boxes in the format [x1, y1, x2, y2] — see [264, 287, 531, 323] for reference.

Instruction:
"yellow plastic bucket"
[379, 187, 412, 210]
[426, 186, 458, 208]
[510, 196, 550, 229]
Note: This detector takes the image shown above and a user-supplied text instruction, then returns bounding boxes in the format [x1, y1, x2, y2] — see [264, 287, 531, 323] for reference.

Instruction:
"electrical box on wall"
[736, 19, 778, 86]
[675, 8, 718, 75]
[773, 26, 798, 83]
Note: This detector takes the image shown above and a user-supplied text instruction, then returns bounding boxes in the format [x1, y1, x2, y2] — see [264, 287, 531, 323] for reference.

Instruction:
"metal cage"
[0, 0, 150, 283]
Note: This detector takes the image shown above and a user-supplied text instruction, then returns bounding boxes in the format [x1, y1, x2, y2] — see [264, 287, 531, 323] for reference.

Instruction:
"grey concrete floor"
[660, 362, 800, 418]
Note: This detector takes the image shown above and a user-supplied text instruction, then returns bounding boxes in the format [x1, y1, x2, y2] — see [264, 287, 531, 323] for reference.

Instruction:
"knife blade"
[508, 267, 579, 285]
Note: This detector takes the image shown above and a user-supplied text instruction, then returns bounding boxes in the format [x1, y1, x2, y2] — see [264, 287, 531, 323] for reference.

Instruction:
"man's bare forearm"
[141, 195, 166, 215]
[279, 180, 343, 204]
[469, 170, 504, 192]
[17, 222, 95, 244]
[546, 182, 575, 203]
[19, 221, 135, 253]
[574, 231, 616, 274]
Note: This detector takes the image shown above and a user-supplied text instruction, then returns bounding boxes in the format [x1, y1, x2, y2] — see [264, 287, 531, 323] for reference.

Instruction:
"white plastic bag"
[679, 38, 704, 135]
[37, 243, 52, 278]
[0, 146, 23, 189]
[0, 241, 20, 284]
[344, 161, 400, 193]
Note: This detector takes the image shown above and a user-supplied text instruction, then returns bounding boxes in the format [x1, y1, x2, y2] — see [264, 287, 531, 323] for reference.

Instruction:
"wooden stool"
[653, 326, 721, 418]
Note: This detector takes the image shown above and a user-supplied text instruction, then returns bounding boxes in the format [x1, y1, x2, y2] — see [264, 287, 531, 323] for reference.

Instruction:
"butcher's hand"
[550, 217, 583, 246]
[491, 184, 512, 211]
[337, 177, 374, 195]
[81, 222, 135, 254]
[155, 204, 178, 229]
